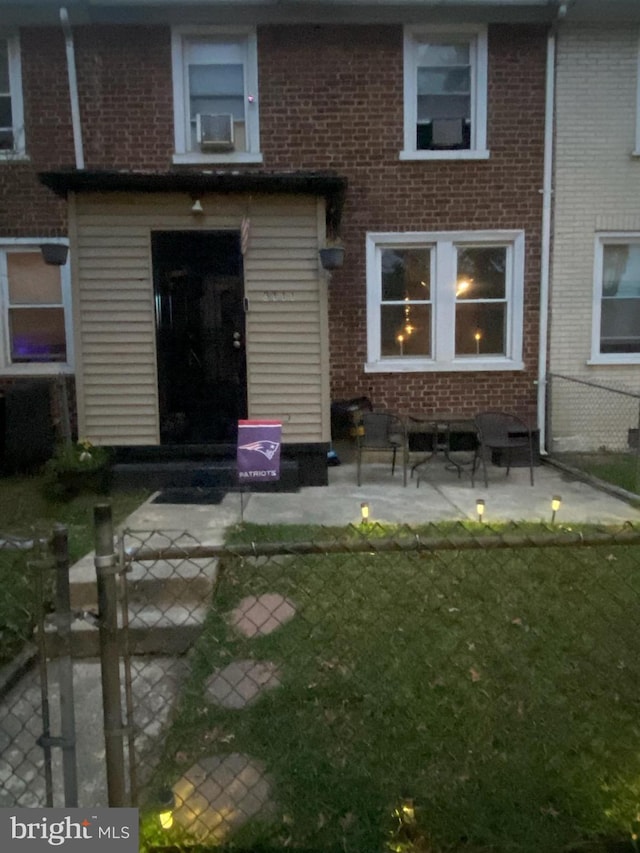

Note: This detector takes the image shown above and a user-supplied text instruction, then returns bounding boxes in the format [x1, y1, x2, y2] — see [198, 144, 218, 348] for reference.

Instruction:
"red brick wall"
[260, 23, 547, 419]
[1, 21, 547, 423]
[0, 29, 70, 236]
[0, 25, 173, 235]
[74, 26, 173, 170]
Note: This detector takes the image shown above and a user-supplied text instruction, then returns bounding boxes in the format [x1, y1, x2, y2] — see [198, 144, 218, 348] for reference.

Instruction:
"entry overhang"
[39, 168, 348, 234]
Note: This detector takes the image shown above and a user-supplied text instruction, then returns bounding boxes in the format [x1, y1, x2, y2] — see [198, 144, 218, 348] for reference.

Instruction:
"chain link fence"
[114, 523, 640, 853]
[547, 372, 640, 494]
[0, 532, 53, 807]
[120, 530, 219, 806]
[5, 515, 640, 852]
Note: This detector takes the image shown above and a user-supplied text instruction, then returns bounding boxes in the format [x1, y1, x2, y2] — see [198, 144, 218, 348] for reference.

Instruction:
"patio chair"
[472, 411, 535, 488]
[355, 411, 408, 487]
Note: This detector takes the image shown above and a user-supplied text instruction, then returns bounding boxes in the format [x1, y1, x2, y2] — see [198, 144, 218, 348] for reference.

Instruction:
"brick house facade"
[0, 1, 559, 481]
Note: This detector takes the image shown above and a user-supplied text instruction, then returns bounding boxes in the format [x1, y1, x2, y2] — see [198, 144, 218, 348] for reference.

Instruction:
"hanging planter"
[40, 243, 69, 266]
[319, 244, 345, 271]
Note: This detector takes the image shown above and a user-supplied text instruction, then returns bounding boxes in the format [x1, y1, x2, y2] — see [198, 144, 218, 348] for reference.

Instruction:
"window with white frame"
[171, 27, 261, 164]
[0, 245, 72, 372]
[366, 231, 524, 372]
[401, 25, 488, 161]
[592, 235, 640, 362]
[0, 33, 25, 157]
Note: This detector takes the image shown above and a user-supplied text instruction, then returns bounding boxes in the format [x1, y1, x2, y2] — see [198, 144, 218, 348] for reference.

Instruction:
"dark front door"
[152, 230, 247, 444]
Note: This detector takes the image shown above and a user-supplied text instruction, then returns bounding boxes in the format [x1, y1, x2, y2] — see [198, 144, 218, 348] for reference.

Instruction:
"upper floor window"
[366, 230, 524, 372]
[0, 33, 25, 159]
[591, 235, 640, 363]
[401, 25, 488, 161]
[0, 243, 73, 374]
[171, 27, 261, 164]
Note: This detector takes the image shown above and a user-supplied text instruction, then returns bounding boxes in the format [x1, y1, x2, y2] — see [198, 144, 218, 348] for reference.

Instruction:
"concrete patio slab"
[238, 455, 640, 528]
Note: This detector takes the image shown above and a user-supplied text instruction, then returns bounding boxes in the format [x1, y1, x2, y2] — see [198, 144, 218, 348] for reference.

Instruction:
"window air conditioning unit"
[196, 113, 234, 151]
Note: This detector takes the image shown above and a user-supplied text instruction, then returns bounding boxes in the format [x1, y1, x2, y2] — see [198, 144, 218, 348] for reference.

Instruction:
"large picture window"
[366, 231, 524, 372]
[401, 25, 488, 161]
[0, 244, 72, 373]
[592, 235, 640, 362]
[172, 27, 261, 164]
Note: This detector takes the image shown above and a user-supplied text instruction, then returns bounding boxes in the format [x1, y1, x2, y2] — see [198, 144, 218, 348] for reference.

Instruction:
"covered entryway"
[38, 169, 347, 484]
[152, 230, 247, 444]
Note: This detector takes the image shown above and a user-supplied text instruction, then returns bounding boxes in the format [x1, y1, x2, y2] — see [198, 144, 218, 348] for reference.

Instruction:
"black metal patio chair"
[355, 411, 408, 487]
[472, 411, 535, 488]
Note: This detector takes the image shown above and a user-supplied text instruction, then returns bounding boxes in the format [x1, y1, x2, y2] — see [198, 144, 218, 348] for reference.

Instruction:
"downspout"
[60, 7, 84, 169]
[537, 25, 556, 453]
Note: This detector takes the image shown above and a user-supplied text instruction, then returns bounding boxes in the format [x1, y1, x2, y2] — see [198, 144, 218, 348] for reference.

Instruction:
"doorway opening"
[152, 230, 247, 444]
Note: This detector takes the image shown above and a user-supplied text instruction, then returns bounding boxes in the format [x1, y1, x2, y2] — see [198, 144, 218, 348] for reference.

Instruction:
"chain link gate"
[109, 518, 640, 853]
[0, 525, 78, 809]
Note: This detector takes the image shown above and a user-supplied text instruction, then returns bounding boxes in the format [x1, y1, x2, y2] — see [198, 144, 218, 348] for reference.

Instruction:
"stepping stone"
[205, 660, 281, 709]
[172, 752, 271, 841]
[228, 593, 296, 637]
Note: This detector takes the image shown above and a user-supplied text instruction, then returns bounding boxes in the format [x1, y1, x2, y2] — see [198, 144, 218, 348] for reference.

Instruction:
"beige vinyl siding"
[72, 192, 328, 445]
[243, 202, 328, 440]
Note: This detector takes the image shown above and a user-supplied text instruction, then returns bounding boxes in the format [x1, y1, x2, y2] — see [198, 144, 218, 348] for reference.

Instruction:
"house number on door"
[262, 291, 295, 302]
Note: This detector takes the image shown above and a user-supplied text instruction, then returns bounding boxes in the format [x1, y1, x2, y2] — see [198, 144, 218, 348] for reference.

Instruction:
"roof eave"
[0, 1, 562, 27]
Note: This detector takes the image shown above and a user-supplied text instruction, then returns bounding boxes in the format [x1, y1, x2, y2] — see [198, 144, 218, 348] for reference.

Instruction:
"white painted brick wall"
[550, 24, 640, 450]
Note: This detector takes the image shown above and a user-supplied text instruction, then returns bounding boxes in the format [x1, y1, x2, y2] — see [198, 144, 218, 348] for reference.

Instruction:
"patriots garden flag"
[237, 420, 282, 483]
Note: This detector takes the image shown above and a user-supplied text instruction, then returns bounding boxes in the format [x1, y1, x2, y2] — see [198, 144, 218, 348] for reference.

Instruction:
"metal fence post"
[52, 524, 78, 807]
[94, 503, 127, 807]
[636, 399, 640, 495]
[33, 538, 54, 807]
[545, 373, 552, 454]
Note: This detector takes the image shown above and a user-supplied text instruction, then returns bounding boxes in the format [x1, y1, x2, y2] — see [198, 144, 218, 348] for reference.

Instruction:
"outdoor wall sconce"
[550, 495, 562, 523]
[319, 243, 345, 271]
[476, 498, 485, 523]
[360, 501, 370, 523]
[191, 198, 204, 215]
[40, 243, 69, 265]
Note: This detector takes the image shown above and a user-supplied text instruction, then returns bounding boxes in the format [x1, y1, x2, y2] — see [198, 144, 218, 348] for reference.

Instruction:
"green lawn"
[142, 522, 640, 853]
[0, 473, 149, 666]
[556, 451, 640, 496]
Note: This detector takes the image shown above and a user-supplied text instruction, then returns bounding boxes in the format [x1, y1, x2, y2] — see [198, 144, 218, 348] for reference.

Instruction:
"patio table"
[406, 413, 477, 487]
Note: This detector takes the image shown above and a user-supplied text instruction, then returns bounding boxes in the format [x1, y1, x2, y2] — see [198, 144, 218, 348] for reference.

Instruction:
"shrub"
[43, 439, 113, 500]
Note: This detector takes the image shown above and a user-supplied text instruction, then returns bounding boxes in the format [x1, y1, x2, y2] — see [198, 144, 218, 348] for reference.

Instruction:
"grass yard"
[556, 451, 640, 496]
[0, 473, 150, 666]
[142, 522, 640, 853]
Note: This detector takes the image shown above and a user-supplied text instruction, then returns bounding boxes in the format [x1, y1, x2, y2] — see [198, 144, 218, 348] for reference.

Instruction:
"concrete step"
[112, 458, 300, 491]
[65, 544, 219, 655]
[48, 601, 211, 657]
[69, 554, 219, 611]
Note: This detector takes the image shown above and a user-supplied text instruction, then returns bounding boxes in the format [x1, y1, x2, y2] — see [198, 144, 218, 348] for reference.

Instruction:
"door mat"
[152, 488, 228, 505]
